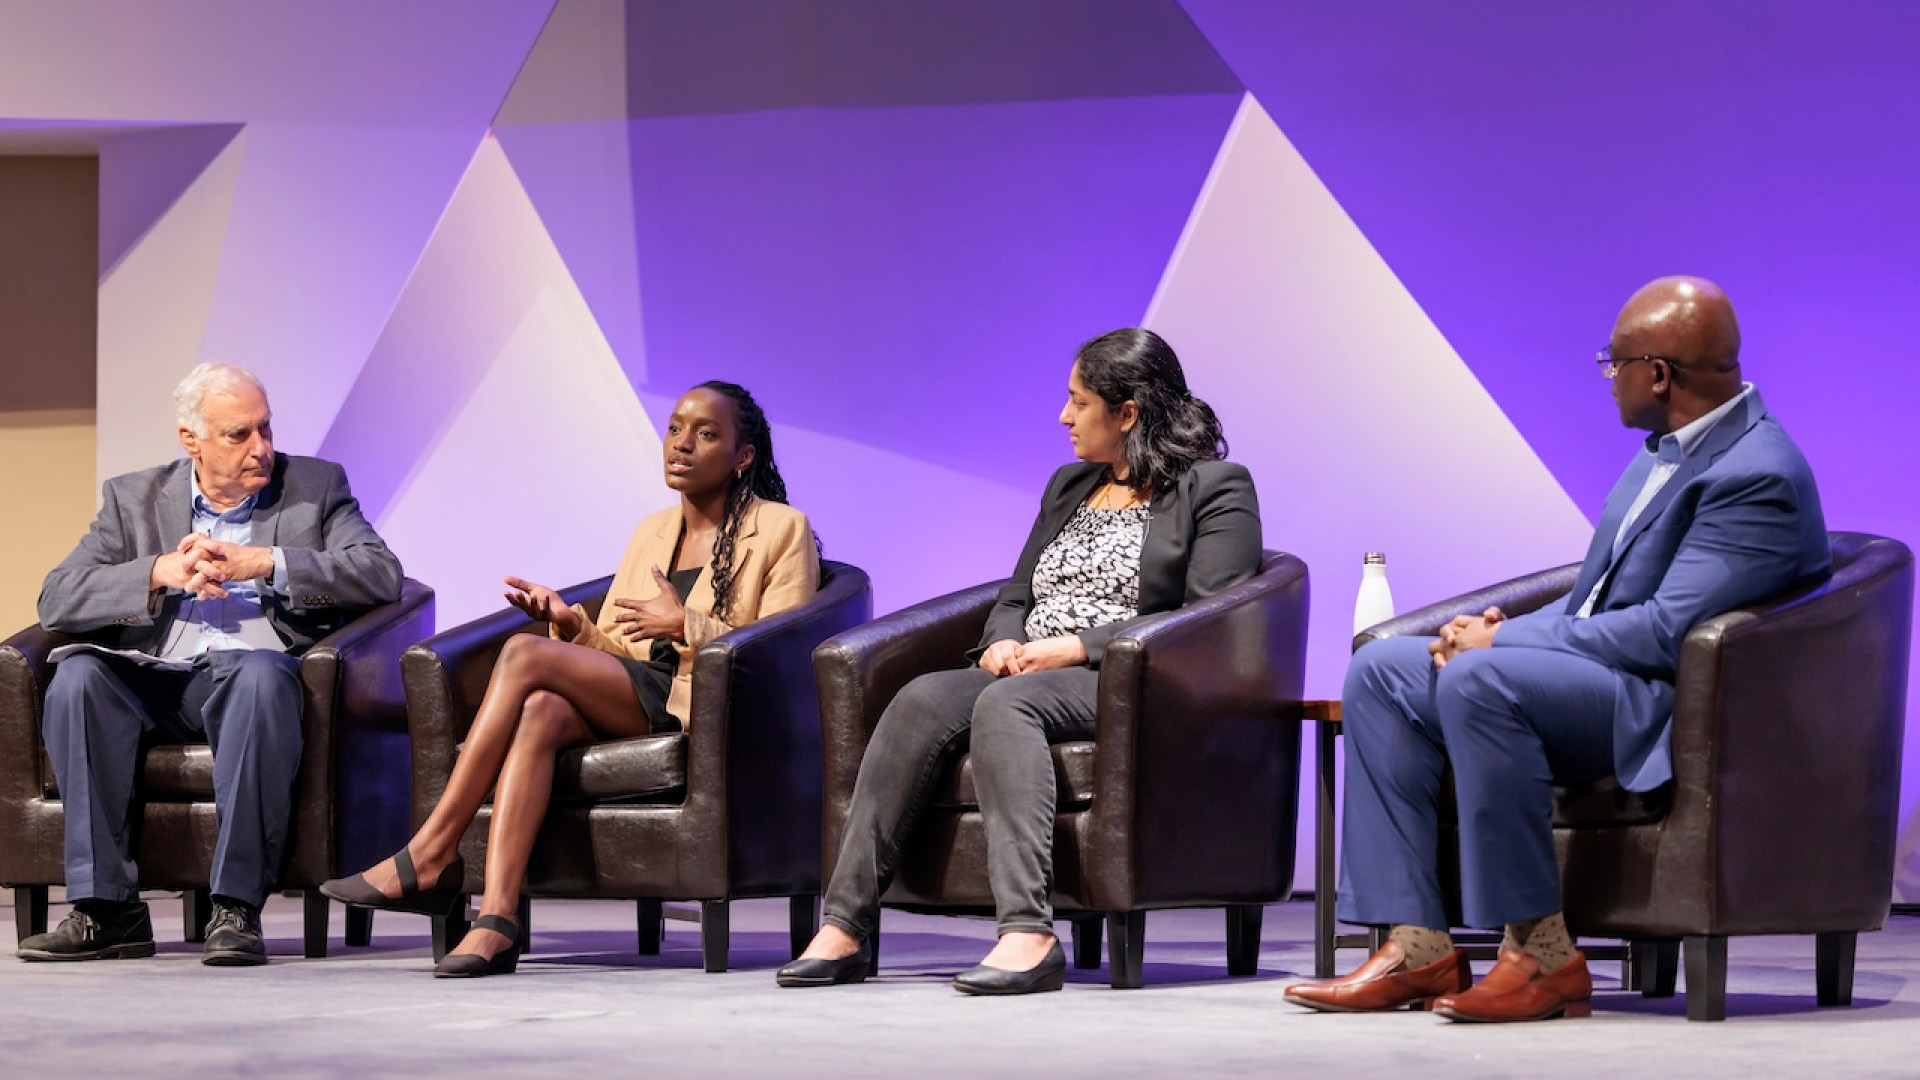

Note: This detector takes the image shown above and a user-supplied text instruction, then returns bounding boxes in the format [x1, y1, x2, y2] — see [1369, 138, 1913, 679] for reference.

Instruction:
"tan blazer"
[555, 498, 818, 726]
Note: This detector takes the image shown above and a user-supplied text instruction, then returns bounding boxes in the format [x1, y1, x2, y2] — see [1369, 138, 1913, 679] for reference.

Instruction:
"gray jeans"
[821, 665, 1099, 939]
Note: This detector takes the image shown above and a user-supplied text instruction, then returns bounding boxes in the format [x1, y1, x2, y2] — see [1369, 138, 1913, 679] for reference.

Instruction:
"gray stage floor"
[1, 890, 1915, 1078]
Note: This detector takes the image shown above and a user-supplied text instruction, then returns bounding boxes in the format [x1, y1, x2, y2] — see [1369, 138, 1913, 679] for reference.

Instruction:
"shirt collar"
[1645, 382, 1755, 463]
[189, 468, 258, 521]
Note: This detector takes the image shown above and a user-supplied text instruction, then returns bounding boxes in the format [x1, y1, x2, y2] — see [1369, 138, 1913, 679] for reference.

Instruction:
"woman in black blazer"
[779, 327, 1263, 995]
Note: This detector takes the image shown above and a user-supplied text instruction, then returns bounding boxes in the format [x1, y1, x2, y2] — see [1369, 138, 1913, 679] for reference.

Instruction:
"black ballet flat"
[319, 847, 464, 917]
[952, 941, 1067, 996]
[433, 914, 523, 978]
[775, 947, 872, 988]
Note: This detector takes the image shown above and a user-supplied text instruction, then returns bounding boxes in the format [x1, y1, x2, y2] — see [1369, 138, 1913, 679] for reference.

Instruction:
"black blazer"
[971, 459, 1263, 667]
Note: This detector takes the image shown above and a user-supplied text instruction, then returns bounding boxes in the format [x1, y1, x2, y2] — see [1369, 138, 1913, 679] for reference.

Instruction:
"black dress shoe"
[434, 914, 523, 978]
[202, 897, 269, 966]
[953, 941, 1067, 996]
[775, 947, 872, 987]
[320, 847, 464, 917]
[17, 901, 155, 962]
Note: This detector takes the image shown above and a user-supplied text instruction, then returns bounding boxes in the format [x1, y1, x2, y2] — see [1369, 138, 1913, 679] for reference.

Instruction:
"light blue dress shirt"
[157, 471, 291, 659]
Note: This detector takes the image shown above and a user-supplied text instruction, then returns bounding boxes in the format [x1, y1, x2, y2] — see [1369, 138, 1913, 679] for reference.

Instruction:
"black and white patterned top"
[1024, 504, 1151, 642]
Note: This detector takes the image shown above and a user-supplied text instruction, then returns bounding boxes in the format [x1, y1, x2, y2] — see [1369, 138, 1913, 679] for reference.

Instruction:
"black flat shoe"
[433, 914, 523, 978]
[320, 847, 464, 917]
[953, 941, 1067, 996]
[775, 947, 872, 987]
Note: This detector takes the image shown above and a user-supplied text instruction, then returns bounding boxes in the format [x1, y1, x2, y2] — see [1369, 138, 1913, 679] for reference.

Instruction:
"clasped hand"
[151, 534, 273, 600]
[978, 636, 1086, 677]
[1428, 606, 1505, 669]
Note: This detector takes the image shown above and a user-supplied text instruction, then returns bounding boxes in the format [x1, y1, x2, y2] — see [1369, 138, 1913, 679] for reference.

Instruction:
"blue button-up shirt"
[157, 472, 290, 659]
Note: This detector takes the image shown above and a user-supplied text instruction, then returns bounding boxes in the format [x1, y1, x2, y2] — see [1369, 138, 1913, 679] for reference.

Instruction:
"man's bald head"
[1607, 276, 1745, 433]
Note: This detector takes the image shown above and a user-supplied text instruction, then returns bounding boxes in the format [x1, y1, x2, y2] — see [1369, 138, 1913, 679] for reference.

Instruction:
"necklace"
[1094, 479, 1141, 511]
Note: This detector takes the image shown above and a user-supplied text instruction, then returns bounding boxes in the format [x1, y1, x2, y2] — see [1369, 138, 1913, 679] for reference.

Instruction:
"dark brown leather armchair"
[1348, 532, 1913, 1020]
[813, 551, 1309, 988]
[401, 560, 871, 970]
[0, 578, 435, 958]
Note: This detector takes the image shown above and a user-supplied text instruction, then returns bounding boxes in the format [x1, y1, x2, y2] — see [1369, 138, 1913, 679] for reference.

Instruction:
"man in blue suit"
[1287, 277, 1829, 1022]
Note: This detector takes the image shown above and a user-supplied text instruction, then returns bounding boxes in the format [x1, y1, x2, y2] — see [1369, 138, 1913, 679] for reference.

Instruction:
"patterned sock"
[1502, 911, 1577, 972]
[1388, 924, 1455, 970]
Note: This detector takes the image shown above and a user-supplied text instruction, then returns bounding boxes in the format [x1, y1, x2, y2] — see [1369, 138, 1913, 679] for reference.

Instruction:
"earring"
[735, 467, 745, 480]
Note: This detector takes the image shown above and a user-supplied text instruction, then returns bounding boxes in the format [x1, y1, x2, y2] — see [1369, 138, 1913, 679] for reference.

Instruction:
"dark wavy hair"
[696, 381, 808, 624]
[1074, 327, 1226, 495]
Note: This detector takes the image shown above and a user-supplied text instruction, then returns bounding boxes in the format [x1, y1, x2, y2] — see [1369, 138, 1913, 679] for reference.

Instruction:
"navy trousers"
[1336, 636, 1623, 930]
[42, 649, 305, 909]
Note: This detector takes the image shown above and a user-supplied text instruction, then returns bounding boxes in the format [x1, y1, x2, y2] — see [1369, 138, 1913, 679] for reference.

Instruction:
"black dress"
[617, 565, 702, 734]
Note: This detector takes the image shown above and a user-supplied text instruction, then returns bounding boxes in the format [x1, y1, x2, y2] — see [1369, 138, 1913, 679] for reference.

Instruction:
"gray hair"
[173, 363, 267, 435]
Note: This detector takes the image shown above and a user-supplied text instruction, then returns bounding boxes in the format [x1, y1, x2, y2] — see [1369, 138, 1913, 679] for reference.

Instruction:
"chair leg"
[867, 924, 882, 977]
[1633, 939, 1679, 998]
[302, 891, 329, 959]
[184, 889, 213, 943]
[1226, 904, 1262, 977]
[15, 885, 49, 941]
[432, 904, 470, 963]
[788, 894, 819, 960]
[700, 900, 729, 973]
[1313, 716, 1339, 978]
[636, 899, 663, 955]
[1816, 931, 1856, 1007]
[517, 895, 533, 954]
[1368, 924, 1388, 953]
[344, 905, 372, 948]
[1106, 910, 1145, 989]
[1068, 915, 1103, 970]
[1683, 934, 1728, 1021]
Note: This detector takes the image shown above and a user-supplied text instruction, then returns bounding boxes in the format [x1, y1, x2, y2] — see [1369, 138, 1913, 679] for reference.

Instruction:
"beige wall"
[0, 156, 98, 633]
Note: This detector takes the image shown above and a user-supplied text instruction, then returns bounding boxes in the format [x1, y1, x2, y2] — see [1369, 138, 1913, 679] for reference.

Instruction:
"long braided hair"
[699, 381, 797, 624]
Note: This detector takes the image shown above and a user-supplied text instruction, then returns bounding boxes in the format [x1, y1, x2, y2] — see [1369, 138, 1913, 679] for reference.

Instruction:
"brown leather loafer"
[1431, 948, 1592, 1023]
[1284, 940, 1472, 1013]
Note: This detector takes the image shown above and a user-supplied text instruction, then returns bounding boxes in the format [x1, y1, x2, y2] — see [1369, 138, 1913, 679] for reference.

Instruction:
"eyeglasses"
[1596, 346, 1683, 380]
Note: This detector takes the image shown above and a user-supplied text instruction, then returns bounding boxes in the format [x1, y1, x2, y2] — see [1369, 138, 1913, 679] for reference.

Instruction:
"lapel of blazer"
[249, 454, 290, 548]
[1610, 390, 1767, 564]
[1139, 470, 1190, 612]
[1566, 453, 1653, 613]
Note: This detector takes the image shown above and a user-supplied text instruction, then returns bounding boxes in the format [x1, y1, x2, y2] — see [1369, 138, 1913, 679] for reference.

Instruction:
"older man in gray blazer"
[18, 363, 401, 966]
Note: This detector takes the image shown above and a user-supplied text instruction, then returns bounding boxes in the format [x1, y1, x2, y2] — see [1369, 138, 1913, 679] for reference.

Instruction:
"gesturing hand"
[505, 575, 581, 638]
[1013, 635, 1087, 674]
[978, 639, 1024, 677]
[1429, 606, 1505, 669]
[609, 565, 687, 643]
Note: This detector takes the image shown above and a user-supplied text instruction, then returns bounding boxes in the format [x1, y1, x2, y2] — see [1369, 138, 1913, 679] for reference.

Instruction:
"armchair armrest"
[401, 575, 611, 827]
[0, 624, 69, 807]
[684, 561, 873, 894]
[1354, 563, 1581, 649]
[300, 578, 436, 736]
[1089, 552, 1311, 907]
[813, 580, 1001, 870]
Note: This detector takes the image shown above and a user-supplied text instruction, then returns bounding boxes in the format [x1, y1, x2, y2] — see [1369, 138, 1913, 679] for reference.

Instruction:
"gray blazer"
[972, 459, 1263, 667]
[38, 453, 403, 656]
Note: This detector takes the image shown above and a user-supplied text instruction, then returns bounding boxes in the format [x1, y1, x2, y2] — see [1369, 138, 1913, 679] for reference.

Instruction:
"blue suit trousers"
[1336, 636, 1622, 930]
[42, 649, 304, 909]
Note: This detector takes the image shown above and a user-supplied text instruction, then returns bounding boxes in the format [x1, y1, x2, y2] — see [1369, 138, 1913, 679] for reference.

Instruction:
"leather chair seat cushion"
[929, 741, 1095, 810]
[462, 732, 686, 805]
[1552, 776, 1671, 828]
[42, 745, 214, 801]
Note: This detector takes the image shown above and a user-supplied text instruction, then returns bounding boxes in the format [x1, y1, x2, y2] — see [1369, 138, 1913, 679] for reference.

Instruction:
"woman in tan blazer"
[322, 381, 817, 976]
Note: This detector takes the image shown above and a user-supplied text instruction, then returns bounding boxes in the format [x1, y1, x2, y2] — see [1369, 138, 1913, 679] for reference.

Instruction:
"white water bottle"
[1353, 552, 1395, 636]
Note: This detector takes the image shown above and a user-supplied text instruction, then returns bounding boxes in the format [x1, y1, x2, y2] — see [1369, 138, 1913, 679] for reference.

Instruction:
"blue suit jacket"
[1494, 390, 1828, 790]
